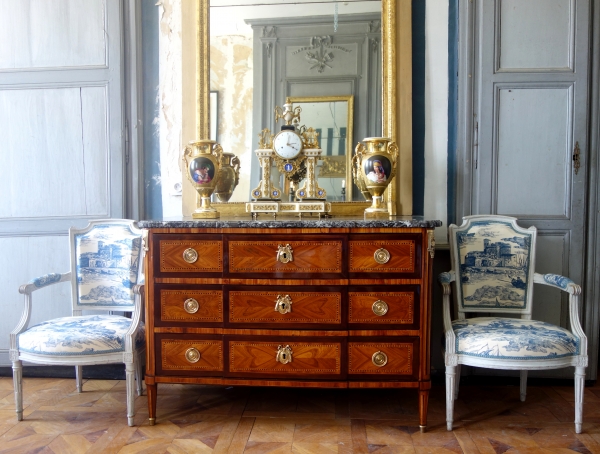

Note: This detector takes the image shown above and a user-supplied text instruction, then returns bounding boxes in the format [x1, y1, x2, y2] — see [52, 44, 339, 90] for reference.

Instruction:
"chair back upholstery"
[70, 219, 144, 313]
[449, 215, 536, 317]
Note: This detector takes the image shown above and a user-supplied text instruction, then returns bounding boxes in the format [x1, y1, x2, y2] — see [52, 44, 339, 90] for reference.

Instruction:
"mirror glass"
[289, 96, 353, 201]
[209, 0, 381, 204]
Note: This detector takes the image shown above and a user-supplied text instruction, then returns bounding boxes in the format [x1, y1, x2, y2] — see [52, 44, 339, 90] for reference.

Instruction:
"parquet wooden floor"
[0, 375, 599, 453]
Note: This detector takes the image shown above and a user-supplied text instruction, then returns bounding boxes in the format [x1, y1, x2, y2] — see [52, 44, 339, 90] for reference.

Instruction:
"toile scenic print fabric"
[17, 315, 146, 355]
[456, 221, 531, 311]
[452, 317, 580, 359]
[74, 224, 142, 308]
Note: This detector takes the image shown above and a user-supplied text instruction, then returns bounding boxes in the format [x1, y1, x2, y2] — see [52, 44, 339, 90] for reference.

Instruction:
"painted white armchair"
[440, 215, 588, 433]
[10, 219, 146, 426]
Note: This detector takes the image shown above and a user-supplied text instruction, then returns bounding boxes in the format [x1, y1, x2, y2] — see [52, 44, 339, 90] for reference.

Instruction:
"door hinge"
[473, 121, 479, 169]
[573, 141, 580, 175]
[124, 120, 130, 165]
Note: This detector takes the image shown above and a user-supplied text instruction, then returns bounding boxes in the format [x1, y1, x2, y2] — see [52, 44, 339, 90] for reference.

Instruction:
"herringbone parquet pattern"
[0, 375, 599, 453]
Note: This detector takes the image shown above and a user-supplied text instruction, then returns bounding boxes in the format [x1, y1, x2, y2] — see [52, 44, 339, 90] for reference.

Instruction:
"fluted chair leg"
[75, 365, 83, 393]
[12, 360, 23, 421]
[126, 362, 136, 426]
[454, 365, 461, 399]
[446, 365, 456, 430]
[519, 370, 528, 402]
[135, 352, 144, 396]
[574, 366, 585, 434]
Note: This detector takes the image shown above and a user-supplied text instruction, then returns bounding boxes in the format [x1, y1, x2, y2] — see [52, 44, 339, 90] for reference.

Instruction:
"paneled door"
[0, 1, 127, 366]
[458, 0, 590, 378]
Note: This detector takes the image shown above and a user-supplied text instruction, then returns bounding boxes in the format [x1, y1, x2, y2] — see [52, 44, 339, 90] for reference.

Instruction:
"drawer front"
[227, 339, 343, 378]
[155, 235, 223, 275]
[349, 237, 418, 275]
[158, 337, 223, 375]
[348, 341, 416, 377]
[348, 289, 417, 327]
[158, 287, 223, 325]
[228, 237, 343, 276]
[228, 289, 342, 326]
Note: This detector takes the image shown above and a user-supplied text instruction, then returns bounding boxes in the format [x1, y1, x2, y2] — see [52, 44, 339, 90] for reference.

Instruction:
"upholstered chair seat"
[17, 315, 146, 356]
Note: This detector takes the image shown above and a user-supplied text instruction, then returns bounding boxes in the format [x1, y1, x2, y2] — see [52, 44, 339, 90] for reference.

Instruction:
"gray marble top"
[138, 216, 442, 229]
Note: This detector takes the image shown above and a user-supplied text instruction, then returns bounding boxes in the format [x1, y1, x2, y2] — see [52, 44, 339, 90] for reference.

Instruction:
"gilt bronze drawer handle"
[276, 345, 293, 364]
[372, 300, 389, 316]
[184, 298, 199, 314]
[372, 351, 388, 367]
[182, 247, 199, 264]
[274, 294, 293, 314]
[276, 244, 294, 263]
[374, 248, 391, 264]
[185, 347, 201, 363]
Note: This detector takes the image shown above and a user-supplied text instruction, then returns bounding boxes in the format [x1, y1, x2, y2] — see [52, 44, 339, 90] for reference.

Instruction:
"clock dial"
[274, 130, 302, 159]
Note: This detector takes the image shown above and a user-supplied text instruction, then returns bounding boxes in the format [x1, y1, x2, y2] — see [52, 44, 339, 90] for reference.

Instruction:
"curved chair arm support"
[533, 272, 588, 359]
[19, 272, 71, 295]
[11, 272, 72, 355]
[123, 283, 145, 352]
[439, 271, 457, 354]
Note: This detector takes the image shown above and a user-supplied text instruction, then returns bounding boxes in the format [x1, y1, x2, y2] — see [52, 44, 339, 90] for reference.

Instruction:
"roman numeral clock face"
[273, 130, 303, 160]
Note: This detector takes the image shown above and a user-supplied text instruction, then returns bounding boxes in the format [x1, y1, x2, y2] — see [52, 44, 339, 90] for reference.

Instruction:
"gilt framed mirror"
[181, 0, 412, 216]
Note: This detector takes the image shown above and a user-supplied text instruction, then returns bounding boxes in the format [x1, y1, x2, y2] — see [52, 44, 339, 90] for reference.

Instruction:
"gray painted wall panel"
[499, 0, 573, 70]
[497, 87, 569, 216]
[0, 0, 106, 70]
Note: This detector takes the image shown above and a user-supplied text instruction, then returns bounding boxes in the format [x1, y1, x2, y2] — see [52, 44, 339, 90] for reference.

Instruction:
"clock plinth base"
[246, 201, 331, 219]
[192, 210, 220, 219]
[364, 211, 392, 219]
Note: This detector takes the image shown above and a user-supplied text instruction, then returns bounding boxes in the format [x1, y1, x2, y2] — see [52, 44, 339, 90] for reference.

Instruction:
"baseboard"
[0, 364, 127, 380]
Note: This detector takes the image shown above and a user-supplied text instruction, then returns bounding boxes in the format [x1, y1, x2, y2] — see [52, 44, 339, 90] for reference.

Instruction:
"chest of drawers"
[139, 218, 440, 430]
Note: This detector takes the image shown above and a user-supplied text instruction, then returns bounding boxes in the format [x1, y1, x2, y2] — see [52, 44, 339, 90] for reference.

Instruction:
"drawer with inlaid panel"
[226, 285, 344, 329]
[225, 336, 346, 380]
[349, 234, 421, 278]
[154, 284, 223, 327]
[226, 235, 345, 278]
[156, 334, 223, 376]
[153, 234, 223, 277]
[348, 338, 419, 379]
[348, 285, 420, 329]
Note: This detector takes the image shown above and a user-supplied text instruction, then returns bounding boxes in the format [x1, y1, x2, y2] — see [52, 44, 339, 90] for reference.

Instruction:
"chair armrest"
[533, 272, 580, 294]
[439, 271, 457, 354]
[19, 272, 71, 295]
[533, 273, 587, 357]
[439, 271, 455, 285]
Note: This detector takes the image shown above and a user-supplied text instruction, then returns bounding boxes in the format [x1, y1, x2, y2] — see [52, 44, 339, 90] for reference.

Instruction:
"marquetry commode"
[138, 217, 441, 430]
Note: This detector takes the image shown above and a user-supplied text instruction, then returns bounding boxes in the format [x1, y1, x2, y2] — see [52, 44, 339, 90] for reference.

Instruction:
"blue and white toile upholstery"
[440, 215, 588, 433]
[10, 220, 146, 427]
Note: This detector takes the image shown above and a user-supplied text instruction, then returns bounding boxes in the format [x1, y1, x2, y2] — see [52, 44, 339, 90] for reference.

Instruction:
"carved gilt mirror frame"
[181, 0, 412, 216]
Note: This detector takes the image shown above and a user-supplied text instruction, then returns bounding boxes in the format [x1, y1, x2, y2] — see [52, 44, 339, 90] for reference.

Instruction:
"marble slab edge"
[138, 218, 443, 229]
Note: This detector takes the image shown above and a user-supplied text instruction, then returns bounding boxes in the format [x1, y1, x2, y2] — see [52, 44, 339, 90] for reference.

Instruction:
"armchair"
[9, 219, 146, 426]
[440, 215, 587, 433]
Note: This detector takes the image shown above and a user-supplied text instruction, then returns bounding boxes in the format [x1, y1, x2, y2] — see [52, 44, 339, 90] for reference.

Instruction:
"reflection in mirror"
[289, 96, 354, 201]
[209, 0, 380, 205]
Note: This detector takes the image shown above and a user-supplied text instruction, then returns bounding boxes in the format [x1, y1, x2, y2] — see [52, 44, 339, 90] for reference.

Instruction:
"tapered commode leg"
[419, 382, 431, 433]
[574, 366, 585, 434]
[12, 360, 23, 421]
[75, 365, 83, 393]
[147, 382, 157, 425]
[446, 365, 456, 431]
[519, 370, 528, 402]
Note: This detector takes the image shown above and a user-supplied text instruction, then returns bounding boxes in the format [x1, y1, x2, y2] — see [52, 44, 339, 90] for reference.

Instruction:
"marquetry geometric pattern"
[1, 376, 599, 453]
[159, 239, 223, 273]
